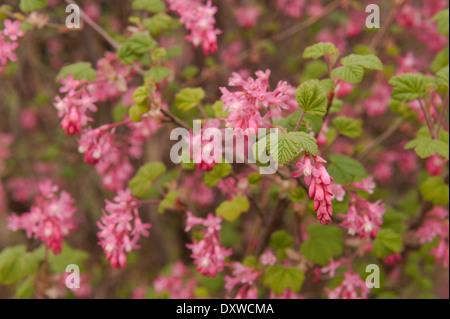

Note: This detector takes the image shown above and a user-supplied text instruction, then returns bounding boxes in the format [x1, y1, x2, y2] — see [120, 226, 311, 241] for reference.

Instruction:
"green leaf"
[382, 207, 407, 234]
[389, 73, 435, 102]
[20, 0, 47, 12]
[331, 65, 365, 83]
[15, 277, 35, 299]
[56, 62, 97, 82]
[132, 0, 166, 13]
[267, 132, 318, 164]
[295, 80, 328, 116]
[372, 229, 403, 259]
[0, 246, 38, 285]
[332, 116, 363, 138]
[203, 163, 232, 188]
[340, 54, 383, 70]
[431, 46, 449, 72]
[118, 33, 157, 65]
[175, 87, 205, 112]
[128, 162, 167, 198]
[32, 244, 89, 273]
[327, 154, 368, 185]
[142, 12, 172, 34]
[300, 224, 343, 265]
[436, 66, 449, 90]
[263, 265, 305, 295]
[303, 42, 339, 60]
[215, 196, 250, 222]
[420, 177, 449, 205]
[432, 9, 449, 37]
[269, 230, 294, 250]
[158, 190, 179, 213]
[405, 127, 449, 158]
[145, 66, 170, 83]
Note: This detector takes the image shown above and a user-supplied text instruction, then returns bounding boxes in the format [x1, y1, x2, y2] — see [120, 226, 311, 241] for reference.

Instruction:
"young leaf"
[215, 196, 250, 222]
[340, 54, 383, 70]
[0, 246, 38, 285]
[300, 224, 343, 265]
[332, 116, 363, 138]
[327, 154, 368, 184]
[263, 265, 305, 295]
[56, 62, 97, 82]
[118, 33, 157, 65]
[142, 12, 172, 35]
[20, 0, 47, 13]
[372, 229, 403, 259]
[145, 66, 171, 83]
[267, 132, 318, 164]
[175, 87, 205, 112]
[420, 177, 449, 206]
[295, 80, 328, 117]
[128, 162, 167, 198]
[331, 65, 365, 83]
[132, 0, 166, 13]
[389, 73, 435, 102]
[303, 42, 339, 60]
[436, 66, 449, 90]
[269, 230, 294, 250]
[203, 163, 232, 188]
[432, 9, 449, 36]
[158, 191, 180, 213]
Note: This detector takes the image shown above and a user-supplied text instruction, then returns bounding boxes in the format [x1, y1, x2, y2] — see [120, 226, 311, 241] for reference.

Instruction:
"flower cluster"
[87, 52, 131, 102]
[339, 194, 385, 238]
[275, 0, 305, 19]
[97, 188, 151, 268]
[166, 0, 221, 55]
[54, 75, 98, 135]
[235, 6, 260, 28]
[292, 154, 334, 225]
[0, 20, 24, 74]
[220, 70, 296, 134]
[7, 180, 77, 254]
[324, 271, 369, 299]
[416, 206, 449, 268]
[224, 262, 262, 299]
[78, 126, 134, 191]
[185, 211, 233, 277]
[153, 261, 198, 298]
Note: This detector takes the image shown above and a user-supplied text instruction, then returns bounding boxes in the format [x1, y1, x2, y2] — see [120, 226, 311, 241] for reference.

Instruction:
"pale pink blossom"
[325, 271, 369, 299]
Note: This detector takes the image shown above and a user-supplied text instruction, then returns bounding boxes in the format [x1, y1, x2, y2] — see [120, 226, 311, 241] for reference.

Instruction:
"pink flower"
[336, 81, 354, 98]
[259, 249, 277, 266]
[373, 161, 393, 182]
[7, 180, 77, 254]
[351, 177, 376, 194]
[224, 262, 262, 299]
[384, 253, 402, 266]
[236, 6, 260, 28]
[276, 0, 305, 19]
[185, 212, 233, 276]
[166, 0, 221, 55]
[325, 271, 369, 299]
[426, 154, 445, 176]
[97, 188, 151, 268]
[153, 261, 198, 298]
[3, 20, 24, 41]
[321, 258, 344, 278]
[292, 155, 334, 225]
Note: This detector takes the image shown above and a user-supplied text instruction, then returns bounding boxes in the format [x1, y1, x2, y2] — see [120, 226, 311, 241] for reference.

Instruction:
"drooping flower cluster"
[97, 188, 151, 269]
[0, 20, 24, 74]
[189, 121, 223, 171]
[339, 194, 386, 238]
[78, 126, 134, 191]
[153, 261, 198, 299]
[292, 154, 334, 225]
[87, 52, 132, 102]
[54, 75, 98, 135]
[185, 211, 233, 277]
[166, 0, 221, 55]
[220, 70, 296, 134]
[324, 271, 369, 299]
[224, 262, 262, 299]
[416, 206, 449, 268]
[7, 180, 77, 254]
[363, 83, 391, 116]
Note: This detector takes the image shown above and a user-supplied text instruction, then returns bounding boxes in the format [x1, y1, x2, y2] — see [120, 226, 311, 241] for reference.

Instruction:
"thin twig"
[160, 109, 191, 130]
[294, 110, 306, 132]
